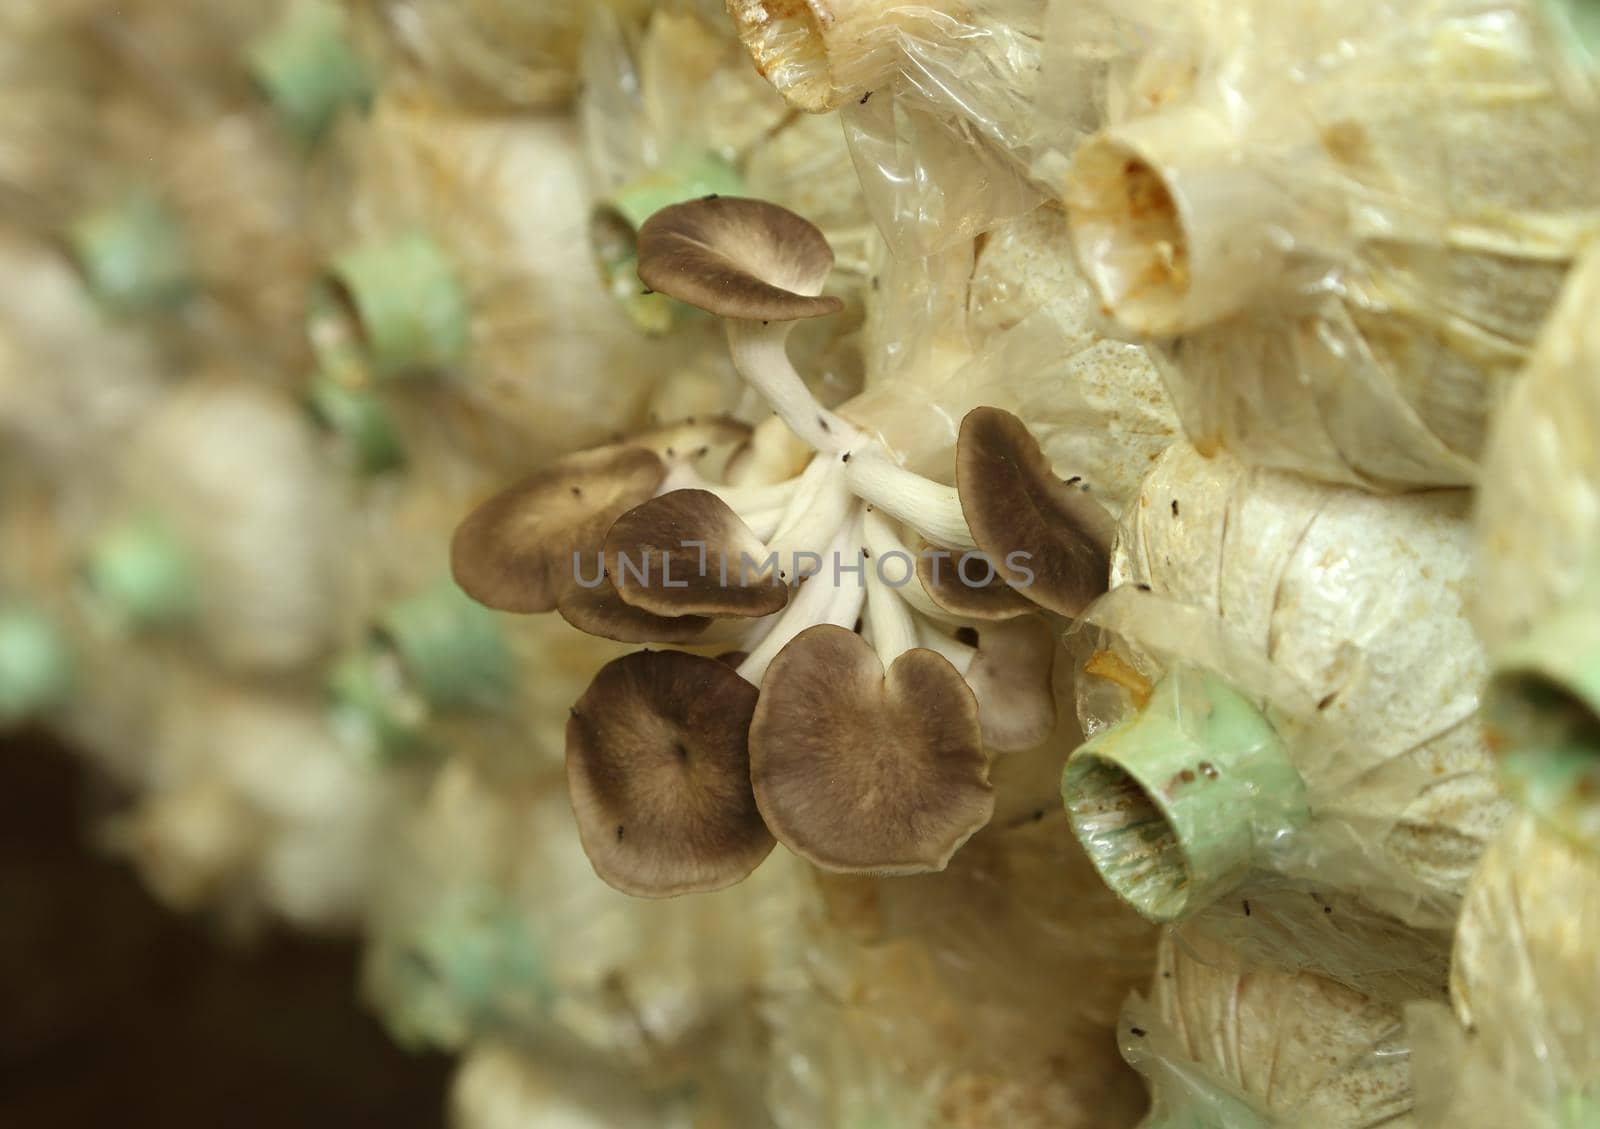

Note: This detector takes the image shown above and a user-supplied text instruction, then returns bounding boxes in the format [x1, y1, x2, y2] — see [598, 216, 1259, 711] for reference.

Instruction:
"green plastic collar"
[68, 190, 192, 315]
[323, 234, 471, 378]
[0, 606, 73, 724]
[84, 517, 196, 629]
[1490, 598, 1600, 852]
[307, 372, 406, 474]
[379, 581, 515, 713]
[248, 0, 373, 145]
[380, 892, 548, 1049]
[590, 152, 742, 333]
[1063, 668, 1308, 923]
[1544, 0, 1600, 72]
[327, 644, 431, 762]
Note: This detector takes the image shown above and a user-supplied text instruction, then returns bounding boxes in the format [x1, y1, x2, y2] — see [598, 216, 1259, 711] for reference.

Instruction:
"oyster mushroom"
[956, 405, 1118, 617]
[451, 446, 668, 614]
[455, 198, 1078, 889]
[566, 649, 774, 896]
[748, 624, 993, 874]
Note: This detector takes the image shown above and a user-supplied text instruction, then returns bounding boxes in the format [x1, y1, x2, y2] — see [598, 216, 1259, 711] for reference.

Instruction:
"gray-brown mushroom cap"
[636, 197, 844, 322]
[604, 489, 790, 619]
[749, 624, 994, 874]
[916, 540, 1035, 621]
[956, 407, 1118, 618]
[963, 617, 1059, 753]
[556, 583, 712, 644]
[566, 649, 774, 897]
[452, 446, 665, 614]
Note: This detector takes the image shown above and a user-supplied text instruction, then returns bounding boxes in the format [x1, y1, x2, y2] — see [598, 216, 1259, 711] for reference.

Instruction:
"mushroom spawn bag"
[1059, 0, 1600, 490]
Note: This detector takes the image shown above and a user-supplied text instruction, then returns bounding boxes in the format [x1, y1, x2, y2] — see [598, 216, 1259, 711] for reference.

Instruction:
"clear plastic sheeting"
[845, 202, 1178, 514]
[365, 755, 810, 1097]
[725, 0, 1054, 258]
[449, 1042, 690, 1129]
[1058, 0, 1600, 490]
[344, 0, 652, 111]
[1066, 443, 1506, 930]
[1409, 812, 1600, 1128]
[766, 812, 1157, 1129]
[312, 96, 666, 463]
[1474, 242, 1600, 658]
[1122, 930, 1419, 1128]
[109, 679, 395, 934]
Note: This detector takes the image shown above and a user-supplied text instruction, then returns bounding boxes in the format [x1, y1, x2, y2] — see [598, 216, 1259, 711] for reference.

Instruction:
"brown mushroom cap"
[963, 618, 1059, 753]
[566, 649, 774, 897]
[749, 624, 993, 874]
[556, 583, 711, 644]
[956, 407, 1118, 618]
[453, 446, 665, 614]
[636, 197, 844, 321]
[604, 489, 790, 619]
[916, 540, 1035, 621]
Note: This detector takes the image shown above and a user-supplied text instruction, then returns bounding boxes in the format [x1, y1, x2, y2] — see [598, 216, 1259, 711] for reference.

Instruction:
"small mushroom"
[956, 406, 1118, 617]
[749, 623, 994, 874]
[637, 197, 856, 453]
[451, 446, 665, 614]
[566, 650, 774, 897]
[959, 618, 1059, 754]
[602, 489, 789, 619]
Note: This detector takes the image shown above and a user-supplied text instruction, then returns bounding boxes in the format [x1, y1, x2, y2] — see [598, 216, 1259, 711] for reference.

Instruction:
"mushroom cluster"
[452, 195, 1115, 896]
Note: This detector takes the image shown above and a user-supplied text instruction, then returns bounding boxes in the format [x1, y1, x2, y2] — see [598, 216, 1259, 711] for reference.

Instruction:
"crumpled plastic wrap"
[1473, 241, 1600, 659]
[1409, 811, 1600, 1127]
[107, 379, 350, 674]
[343, 0, 652, 112]
[1059, 0, 1600, 491]
[764, 812, 1157, 1129]
[0, 1, 323, 355]
[1069, 442, 1507, 930]
[0, 234, 169, 478]
[449, 1042, 689, 1129]
[364, 753, 809, 1099]
[109, 677, 397, 934]
[1122, 929, 1419, 1127]
[845, 202, 1178, 515]
[312, 95, 671, 464]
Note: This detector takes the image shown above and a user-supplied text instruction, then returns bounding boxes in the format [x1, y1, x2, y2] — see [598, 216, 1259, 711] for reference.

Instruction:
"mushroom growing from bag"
[579, 4, 871, 336]
[1062, 0, 1600, 491]
[1472, 243, 1600, 851]
[452, 197, 1102, 894]
[1061, 442, 1508, 927]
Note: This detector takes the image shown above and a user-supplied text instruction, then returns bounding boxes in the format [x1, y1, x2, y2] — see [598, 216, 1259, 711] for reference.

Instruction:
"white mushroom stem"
[861, 508, 963, 625]
[736, 519, 865, 685]
[657, 461, 801, 515]
[727, 321, 862, 454]
[844, 449, 977, 551]
[766, 457, 855, 572]
[864, 529, 920, 666]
